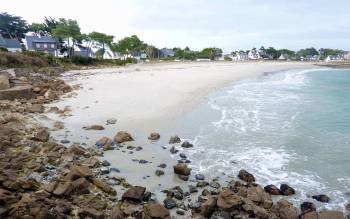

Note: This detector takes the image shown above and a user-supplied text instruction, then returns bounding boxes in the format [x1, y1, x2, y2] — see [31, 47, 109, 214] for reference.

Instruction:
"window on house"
[44, 44, 48, 48]
[36, 43, 41, 48]
[51, 44, 55, 49]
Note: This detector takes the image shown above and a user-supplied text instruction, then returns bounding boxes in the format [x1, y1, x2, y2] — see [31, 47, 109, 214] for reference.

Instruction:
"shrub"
[0, 47, 8, 52]
[224, 56, 232, 61]
[71, 55, 95, 65]
[0, 51, 48, 67]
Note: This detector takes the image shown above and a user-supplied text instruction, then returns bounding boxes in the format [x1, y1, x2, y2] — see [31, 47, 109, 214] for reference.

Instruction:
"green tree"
[297, 47, 319, 58]
[200, 47, 223, 60]
[0, 12, 28, 41]
[265, 47, 279, 59]
[88, 31, 114, 59]
[318, 48, 344, 60]
[52, 19, 82, 57]
[112, 35, 145, 59]
[30, 17, 59, 36]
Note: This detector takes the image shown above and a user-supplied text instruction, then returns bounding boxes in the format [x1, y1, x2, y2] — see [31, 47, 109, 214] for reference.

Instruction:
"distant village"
[1, 12, 350, 64]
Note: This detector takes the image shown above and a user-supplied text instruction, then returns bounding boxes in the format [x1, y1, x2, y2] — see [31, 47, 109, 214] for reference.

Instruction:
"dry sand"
[56, 61, 316, 134]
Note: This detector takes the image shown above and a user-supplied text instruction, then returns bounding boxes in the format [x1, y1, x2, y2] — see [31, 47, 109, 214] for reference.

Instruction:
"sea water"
[175, 68, 350, 210]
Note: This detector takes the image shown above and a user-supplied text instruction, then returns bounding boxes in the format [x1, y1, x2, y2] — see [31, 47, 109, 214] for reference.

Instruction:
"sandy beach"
[58, 61, 316, 133]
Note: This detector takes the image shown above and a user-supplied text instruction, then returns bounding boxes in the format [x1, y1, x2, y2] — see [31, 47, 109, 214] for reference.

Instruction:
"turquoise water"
[175, 68, 350, 210]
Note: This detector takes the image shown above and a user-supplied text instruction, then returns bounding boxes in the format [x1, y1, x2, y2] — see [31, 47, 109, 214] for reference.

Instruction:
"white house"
[248, 48, 261, 60]
[344, 52, 350, 61]
[232, 51, 248, 61]
[278, 53, 290, 61]
[325, 54, 344, 62]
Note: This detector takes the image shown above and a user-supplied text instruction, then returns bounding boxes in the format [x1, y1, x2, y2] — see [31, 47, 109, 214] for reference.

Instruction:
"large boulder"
[300, 202, 316, 214]
[78, 208, 104, 219]
[238, 169, 255, 183]
[217, 189, 242, 209]
[114, 131, 134, 143]
[111, 205, 124, 219]
[318, 211, 344, 219]
[122, 186, 146, 202]
[169, 135, 181, 144]
[264, 184, 281, 195]
[0, 72, 10, 90]
[273, 199, 299, 219]
[143, 202, 170, 219]
[148, 132, 160, 140]
[173, 163, 191, 176]
[32, 129, 50, 142]
[311, 194, 330, 203]
[95, 137, 113, 151]
[280, 184, 295, 196]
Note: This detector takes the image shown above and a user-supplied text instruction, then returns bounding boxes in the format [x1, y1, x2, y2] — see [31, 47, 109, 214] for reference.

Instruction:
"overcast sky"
[2, 0, 350, 52]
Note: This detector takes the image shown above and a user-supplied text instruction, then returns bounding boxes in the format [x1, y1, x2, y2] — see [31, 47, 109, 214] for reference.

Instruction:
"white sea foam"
[184, 68, 350, 211]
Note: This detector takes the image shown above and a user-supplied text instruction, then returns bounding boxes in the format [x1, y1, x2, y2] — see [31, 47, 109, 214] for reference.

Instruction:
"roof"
[25, 35, 58, 50]
[0, 35, 21, 49]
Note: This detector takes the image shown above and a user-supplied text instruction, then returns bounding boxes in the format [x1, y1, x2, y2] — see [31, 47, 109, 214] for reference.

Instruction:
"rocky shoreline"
[0, 68, 349, 218]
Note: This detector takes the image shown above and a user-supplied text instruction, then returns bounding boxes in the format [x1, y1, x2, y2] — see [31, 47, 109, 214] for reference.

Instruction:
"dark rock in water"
[210, 181, 221, 189]
[83, 124, 105, 130]
[158, 163, 167, 168]
[173, 191, 184, 200]
[101, 160, 111, 167]
[347, 203, 350, 213]
[110, 167, 120, 173]
[143, 191, 152, 201]
[189, 185, 198, 193]
[197, 181, 209, 188]
[32, 129, 50, 142]
[135, 146, 143, 151]
[143, 202, 170, 218]
[139, 159, 148, 164]
[195, 174, 205, 181]
[100, 167, 110, 175]
[169, 135, 181, 144]
[176, 209, 185, 215]
[264, 184, 281, 195]
[148, 132, 160, 140]
[181, 141, 193, 148]
[178, 160, 184, 163]
[173, 163, 191, 176]
[312, 194, 330, 203]
[95, 137, 113, 150]
[179, 153, 187, 159]
[114, 131, 134, 143]
[188, 201, 201, 210]
[163, 198, 177, 209]
[318, 211, 344, 219]
[122, 186, 146, 203]
[106, 118, 117, 125]
[170, 146, 178, 154]
[178, 175, 189, 181]
[280, 184, 295, 196]
[185, 160, 191, 163]
[202, 189, 211, 196]
[300, 201, 316, 214]
[238, 169, 255, 183]
[155, 169, 164, 176]
[60, 139, 70, 144]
